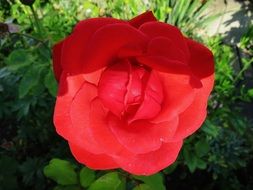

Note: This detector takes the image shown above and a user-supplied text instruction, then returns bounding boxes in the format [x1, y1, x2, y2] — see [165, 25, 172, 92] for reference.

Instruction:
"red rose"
[53, 11, 214, 175]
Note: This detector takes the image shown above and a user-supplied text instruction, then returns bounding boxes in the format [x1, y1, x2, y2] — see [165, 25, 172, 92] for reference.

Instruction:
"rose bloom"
[53, 11, 214, 175]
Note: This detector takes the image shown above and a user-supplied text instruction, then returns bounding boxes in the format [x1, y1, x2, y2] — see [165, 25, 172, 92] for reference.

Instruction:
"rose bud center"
[98, 59, 164, 123]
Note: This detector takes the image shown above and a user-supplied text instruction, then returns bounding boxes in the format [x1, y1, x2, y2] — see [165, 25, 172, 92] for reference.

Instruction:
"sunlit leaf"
[43, 158, 78, 185]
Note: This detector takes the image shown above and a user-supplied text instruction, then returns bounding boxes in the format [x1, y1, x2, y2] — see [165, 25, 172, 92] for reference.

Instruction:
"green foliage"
[88, 172, 125, 190]
[132, 173, 165, 190]
[97, 0, 220, 37]
[42, 159, 127, 190]
[202, 36, 252, 182]
[194, 138, 210, 158]
[44, 68, 58, 96]
[104, 0, 148, 20]
[79, 167, 96, 188]
[132, 184, 152, 190]
[240, 25, 253, 56]
[43, 159, 78, 185]
[183, 141, 208, 173]
[152, 0, 221, 36]
[5, 49, 33, 70]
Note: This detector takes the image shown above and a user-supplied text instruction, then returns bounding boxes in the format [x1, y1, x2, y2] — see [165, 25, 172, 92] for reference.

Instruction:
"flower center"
[98, 59, 163, 123]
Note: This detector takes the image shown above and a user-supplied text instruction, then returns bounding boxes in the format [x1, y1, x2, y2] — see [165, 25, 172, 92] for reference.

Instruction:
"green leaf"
[80, 167, 96, 188]
[183, 147, 197, 173]
[192, 0, 212, 19]
[194, 139, 210, 157]
[132, 184, 152, 190]
[247, 89, 253, 98]
[6, 49, 33, 71]
[187, 0, 200, 19]
[18, 65, 43, 98]
[177, 0, 191, 24]
[132, 173, 165, 190]
[44, 69, 57, 97]
[88, 172, 124, 190]
[196, 158, 207, 170]
[43, 158, 78, 185]
[201, 120, 219, 137]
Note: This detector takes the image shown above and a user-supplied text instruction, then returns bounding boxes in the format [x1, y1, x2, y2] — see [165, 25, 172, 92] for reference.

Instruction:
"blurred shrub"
[97, 0, 220, 36]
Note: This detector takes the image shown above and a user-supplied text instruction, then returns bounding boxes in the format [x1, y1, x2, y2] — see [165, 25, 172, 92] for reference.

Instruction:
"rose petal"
[173, 74, 214, 140]
[56, 73, 127, 155]
[83, 68, 104, 86]
[108, 113, 179, 154]
[98, 60, 130, 116]
[56, 71, 85, 99]
[81, 23, 148, 73]
[187, 39, 214, 78]
[69, 142, 118, 170]
[139, 21, 190, 58]
[113, 141, 183, 175]
[54, 72, 104, 154]
[125, 65, 145, 105]
[129, 11, 157, 28]
[61, 18, 124, 75]
[70, 82, 107, 154]
[130, 71, 163, 122]
[136, 55, 191, 75]
[117, 43, 144, 58]
[88, 98, 125, 154]
[171, 39, 215, 140]
[147, 37, 187, 63]
[151, 72, 197, 123]
[52, 40, 64, 81]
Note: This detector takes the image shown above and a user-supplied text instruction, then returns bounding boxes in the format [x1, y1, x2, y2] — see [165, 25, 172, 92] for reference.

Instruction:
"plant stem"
[29, 5, 43, 37]
[10, 32, 51, 58]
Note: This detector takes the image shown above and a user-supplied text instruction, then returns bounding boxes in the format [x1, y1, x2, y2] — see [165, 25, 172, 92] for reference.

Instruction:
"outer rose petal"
[52, 40, 64, 81]
[147, 37, 187, 63]
[108, 113, 179, 154]
[88, 98, 125, 154]
[172, 39, 215, 140]
[72, 78, 135, 155]
[117, 43, 144, 58]
[187, 39, 215, 78]
[61, 18, 124, 75]
[139, 21, 190, 59]
[129, 11, 157, 28]
[54, 72, 104, 154]
[113, 141, 183, 175]
[81, 23, 148, 73]
[173, 74, 214, 140]
[69, 142, 118, 170]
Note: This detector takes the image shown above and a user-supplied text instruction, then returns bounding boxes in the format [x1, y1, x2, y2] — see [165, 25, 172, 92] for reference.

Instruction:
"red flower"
[52, 11, 214, 175]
